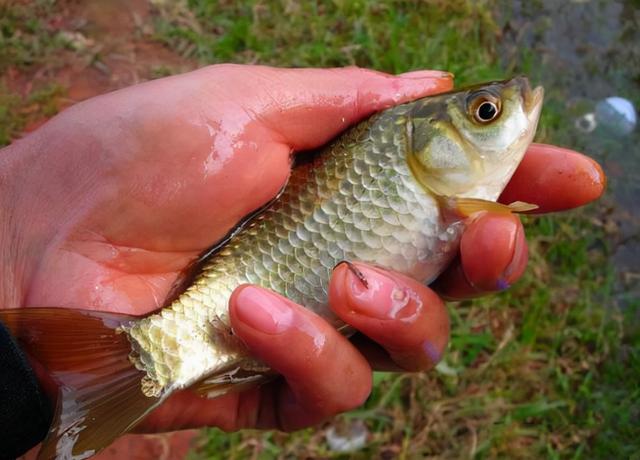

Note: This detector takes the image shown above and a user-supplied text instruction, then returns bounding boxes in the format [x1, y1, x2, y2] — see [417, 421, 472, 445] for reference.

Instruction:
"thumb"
[217, 65, 453, 150]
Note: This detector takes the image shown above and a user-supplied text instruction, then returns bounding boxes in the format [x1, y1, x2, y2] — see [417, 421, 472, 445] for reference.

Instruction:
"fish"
[0, 76, 543, 459]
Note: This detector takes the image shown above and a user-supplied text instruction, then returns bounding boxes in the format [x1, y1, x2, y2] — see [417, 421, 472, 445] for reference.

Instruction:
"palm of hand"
[24, 67, 293, 314]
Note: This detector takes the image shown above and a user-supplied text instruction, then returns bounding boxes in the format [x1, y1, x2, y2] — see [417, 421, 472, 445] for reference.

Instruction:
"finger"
[228, 284, 372, 431]
[135, 387, 248, 432]
[68, 66, 452, 261]
[432, 213, 528, 300]
[214, 65, 454, 150]
[499, 143, 606, 213]
[329, 262, 450, 372]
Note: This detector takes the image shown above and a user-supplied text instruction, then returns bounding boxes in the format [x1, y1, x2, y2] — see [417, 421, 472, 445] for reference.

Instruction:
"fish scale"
[124, 103, 456, 395]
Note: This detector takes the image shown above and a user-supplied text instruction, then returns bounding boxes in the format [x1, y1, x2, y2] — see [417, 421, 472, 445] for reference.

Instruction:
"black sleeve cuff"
[0, 320, 52, 459]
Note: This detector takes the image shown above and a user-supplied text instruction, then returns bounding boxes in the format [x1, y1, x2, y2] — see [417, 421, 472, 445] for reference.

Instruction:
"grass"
[151, 0, 502, 83]
[1, 0, 637, 458]
[0, 0, 66, 145]
[0, 82, 64, 145]
[0, 0, 62, 72]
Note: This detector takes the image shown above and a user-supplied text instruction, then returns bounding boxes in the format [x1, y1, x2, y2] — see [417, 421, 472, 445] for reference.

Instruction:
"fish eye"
[468, 92, 502, 124]
[476, 101, 498, 121]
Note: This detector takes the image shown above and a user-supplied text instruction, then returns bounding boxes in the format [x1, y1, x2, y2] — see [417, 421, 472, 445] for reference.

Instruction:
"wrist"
[0, 140, 34, 308]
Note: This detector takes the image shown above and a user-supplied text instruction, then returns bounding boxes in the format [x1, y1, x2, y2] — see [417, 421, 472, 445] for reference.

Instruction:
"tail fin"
[0, 308, 162, 460]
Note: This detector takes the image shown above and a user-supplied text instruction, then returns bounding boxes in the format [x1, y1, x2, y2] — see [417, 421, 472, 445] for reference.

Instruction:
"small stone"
[325, 420, 368, 452]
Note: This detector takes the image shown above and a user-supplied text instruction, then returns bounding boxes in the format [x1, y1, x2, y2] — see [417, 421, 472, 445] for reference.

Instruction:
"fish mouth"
[497, 76, 544, 126]
[520, 78, 544, 124]
[526, 86, 544, 121]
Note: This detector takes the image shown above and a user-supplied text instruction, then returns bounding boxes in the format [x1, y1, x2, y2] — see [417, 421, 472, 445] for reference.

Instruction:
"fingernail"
[422, 340, 442, 364]
[499, 223, 528, 287]
[343, 263, 420, 320]
[234, 286, 294, 334]
[496, 278, 510, 291]
[398, 70, 453, 80]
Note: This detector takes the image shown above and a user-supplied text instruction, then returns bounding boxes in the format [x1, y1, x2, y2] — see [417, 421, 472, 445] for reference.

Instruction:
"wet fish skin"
[126, 103, 456, 395]
[0, 77, 543, 459]
[124, 77, 544, 397]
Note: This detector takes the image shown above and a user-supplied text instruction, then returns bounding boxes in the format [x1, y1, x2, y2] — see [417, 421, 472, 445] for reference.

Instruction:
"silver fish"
[0, 76, 543, 459]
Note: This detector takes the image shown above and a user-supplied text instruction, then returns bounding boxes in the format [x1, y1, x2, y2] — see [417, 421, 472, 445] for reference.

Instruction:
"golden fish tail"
[0, 307, 160, 460]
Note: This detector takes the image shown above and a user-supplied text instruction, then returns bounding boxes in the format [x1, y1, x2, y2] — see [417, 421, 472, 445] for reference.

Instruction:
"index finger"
[245, 66, 453, 150]
[329, 262, 450, 372]
[499, 143, 605, 213]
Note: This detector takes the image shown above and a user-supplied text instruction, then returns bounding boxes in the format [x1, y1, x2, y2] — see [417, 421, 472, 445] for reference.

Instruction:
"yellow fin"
[505, 200, 539, 213]
[194, 365, 273, 399]
[0, 308, 162, 459]
[440, 196, 538, 218]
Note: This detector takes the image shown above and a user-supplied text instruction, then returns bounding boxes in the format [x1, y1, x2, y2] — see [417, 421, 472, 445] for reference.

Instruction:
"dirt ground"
[8, 0, 194, 132]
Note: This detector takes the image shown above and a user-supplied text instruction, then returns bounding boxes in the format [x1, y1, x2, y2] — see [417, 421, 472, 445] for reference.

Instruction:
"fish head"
[406, 76, 544, 200]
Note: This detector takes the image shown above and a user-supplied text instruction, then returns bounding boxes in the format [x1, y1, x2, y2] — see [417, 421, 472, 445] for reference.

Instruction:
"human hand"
[0, 65, 604, 433]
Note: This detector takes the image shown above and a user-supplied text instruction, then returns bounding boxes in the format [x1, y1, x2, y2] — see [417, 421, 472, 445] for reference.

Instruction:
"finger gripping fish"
[0, 77, 543, 459]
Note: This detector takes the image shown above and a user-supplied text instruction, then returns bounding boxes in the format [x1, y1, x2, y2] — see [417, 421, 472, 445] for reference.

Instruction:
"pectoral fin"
[438, 196, 538, 218]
